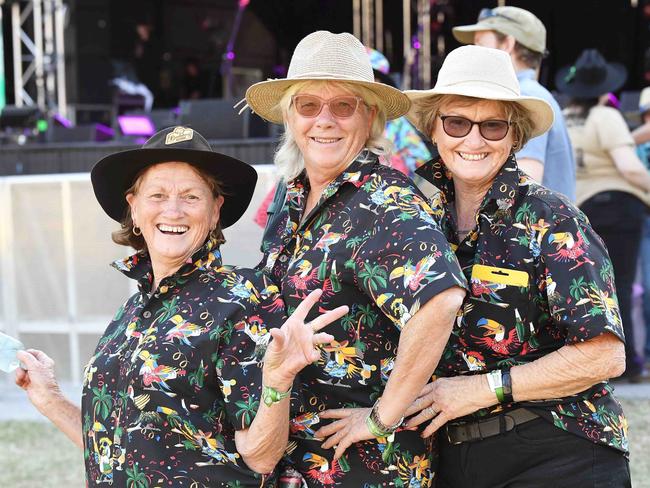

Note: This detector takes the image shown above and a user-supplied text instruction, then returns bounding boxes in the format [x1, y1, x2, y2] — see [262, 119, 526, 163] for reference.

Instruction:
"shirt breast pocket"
[464, 265, 532, 356]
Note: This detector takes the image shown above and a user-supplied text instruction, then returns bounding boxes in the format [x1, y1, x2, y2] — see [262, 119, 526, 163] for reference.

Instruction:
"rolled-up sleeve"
[355, 188, 466, 330]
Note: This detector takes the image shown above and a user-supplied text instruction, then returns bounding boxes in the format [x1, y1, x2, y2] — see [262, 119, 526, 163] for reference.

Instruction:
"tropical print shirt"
[384, 116, 432, 178]
[416, 155, 629, 454]
[81, 238, 285, 487]
[259, 151, 466, 487]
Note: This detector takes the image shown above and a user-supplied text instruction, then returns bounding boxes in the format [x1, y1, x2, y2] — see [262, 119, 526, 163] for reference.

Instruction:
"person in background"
[634, 86, 650, 371]
[387, 44, 628, 487]
[181, 57, 208, 100]
[15, 126, 348, 487]
[557, 49, 650, 383]
[453, 6, 576, 201]
[366, 47, 432, 178]
[245, 30, 466, 486]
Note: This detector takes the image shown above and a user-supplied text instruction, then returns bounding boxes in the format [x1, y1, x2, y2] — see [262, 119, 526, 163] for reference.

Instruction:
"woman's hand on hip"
[14, 349, 64, 413]
[314, 407, 374, 460]
[263, 288, 348, 387]
[404, 375, 495, 437]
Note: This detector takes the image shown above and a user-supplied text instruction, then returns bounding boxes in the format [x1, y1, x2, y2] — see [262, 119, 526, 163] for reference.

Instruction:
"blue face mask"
[0, 332, 25, 373]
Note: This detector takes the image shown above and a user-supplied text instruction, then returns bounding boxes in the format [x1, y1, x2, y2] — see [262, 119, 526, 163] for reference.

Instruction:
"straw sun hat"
[405, 45, 554, 139]
[245, 30, 410, 124]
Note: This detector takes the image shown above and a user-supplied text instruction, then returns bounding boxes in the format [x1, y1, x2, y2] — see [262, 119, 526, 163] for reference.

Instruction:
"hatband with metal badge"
[165, 126, 194, 145]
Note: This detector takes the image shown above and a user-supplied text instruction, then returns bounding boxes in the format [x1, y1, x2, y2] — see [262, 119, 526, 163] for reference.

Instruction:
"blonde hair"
[412, 94, 534, 152]
[112, 163, 226, 251]
[273, 80, 393, 181]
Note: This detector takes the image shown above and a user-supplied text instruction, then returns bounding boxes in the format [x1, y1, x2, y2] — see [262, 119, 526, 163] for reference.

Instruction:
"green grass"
[0, 421, 85, 487]
[621, 398, 650, 488]
[0, 399, 648, 487]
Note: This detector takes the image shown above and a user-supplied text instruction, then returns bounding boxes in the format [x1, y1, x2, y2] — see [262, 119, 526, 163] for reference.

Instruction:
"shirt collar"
[288, 150, 379, 229]
[517, 69, 536, 81]
[111, 237, 223, 292]
[416, 151, 521, 218]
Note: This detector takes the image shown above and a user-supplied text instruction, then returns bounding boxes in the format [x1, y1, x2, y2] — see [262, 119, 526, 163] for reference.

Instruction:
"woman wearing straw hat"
[245, 31, 467, 486]
[557, 49, 650, 385]
[14, 125, 349, 487]
[378, 45, 628, 486]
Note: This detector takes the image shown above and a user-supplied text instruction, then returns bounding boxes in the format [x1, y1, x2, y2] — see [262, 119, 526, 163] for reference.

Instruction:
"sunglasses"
[439, 114, 511, 141]
[291, 94, 364, 118]
[478, 8, 517, 23]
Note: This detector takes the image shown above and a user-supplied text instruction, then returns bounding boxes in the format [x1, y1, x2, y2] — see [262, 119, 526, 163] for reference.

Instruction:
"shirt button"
[279, 255, 288, 262]
[143, 311, 152, 319]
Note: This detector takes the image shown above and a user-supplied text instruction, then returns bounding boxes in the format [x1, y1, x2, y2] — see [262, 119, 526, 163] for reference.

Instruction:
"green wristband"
[486, 369, 506, 404]
[365, 411, 390, 437]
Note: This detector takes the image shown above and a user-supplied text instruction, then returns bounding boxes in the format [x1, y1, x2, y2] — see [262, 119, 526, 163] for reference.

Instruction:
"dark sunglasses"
[291, 94, 363, 118]
[478, 8, 517, 23]
[439, 114, 511, 141]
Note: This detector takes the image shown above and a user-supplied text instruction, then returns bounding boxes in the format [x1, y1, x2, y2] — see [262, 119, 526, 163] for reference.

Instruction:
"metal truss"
[7, 0, 67, 117]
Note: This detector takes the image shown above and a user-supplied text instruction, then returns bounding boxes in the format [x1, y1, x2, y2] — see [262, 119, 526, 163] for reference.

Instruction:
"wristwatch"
[262, 384, 292, 407]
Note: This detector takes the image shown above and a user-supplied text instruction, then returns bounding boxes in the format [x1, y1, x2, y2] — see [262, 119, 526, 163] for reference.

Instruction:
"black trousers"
[580, 191, 646, 377]
[437, 418, 630, 488]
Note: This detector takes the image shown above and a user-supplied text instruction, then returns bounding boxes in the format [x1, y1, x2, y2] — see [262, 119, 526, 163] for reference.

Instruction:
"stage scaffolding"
[5, 0, 67, 117]
[352, 0, 449, 90]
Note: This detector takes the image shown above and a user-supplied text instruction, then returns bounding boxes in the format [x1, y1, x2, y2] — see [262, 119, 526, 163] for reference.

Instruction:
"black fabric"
[437, 417, 630, 488]
[261, 180, 287, 254]
[580, 191, 647, 377]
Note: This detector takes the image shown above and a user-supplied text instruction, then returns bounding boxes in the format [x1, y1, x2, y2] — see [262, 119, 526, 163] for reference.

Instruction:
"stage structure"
[352, 0, 450, 90]
[7, 0, 67, 117]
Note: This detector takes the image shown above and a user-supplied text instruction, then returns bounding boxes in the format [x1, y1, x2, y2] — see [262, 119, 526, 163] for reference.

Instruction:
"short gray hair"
[273, 80, 393, 181]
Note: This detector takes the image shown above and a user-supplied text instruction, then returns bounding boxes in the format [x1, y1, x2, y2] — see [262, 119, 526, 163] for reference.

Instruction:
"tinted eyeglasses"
[291, 94, 364, 118]
[478, 8, 517, 23]
[439, 114, 511, 141]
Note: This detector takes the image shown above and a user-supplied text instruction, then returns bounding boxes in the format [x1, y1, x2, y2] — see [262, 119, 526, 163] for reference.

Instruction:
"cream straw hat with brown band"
[244, 30, 410, 124]
[405, 45, 554, 139]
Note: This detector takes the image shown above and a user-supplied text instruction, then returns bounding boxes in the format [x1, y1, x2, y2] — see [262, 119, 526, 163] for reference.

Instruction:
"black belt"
[445, 408, 539, 445]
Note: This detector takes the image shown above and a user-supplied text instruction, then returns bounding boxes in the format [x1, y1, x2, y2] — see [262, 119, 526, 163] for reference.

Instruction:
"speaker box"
[48, 124, 114, 143]
[178, 98, 251, 139]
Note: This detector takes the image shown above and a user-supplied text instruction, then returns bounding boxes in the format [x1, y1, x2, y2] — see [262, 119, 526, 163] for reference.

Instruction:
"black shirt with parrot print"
[417, 154, 628, 455]
[81, 238, 285, 487]
[259, 151, 467, 487]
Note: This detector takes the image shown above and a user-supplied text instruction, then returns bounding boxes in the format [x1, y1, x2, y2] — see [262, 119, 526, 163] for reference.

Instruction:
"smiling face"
[126, 162, 224, 273]
[432, 98, 514, 189]
[286, 83, 376, 181]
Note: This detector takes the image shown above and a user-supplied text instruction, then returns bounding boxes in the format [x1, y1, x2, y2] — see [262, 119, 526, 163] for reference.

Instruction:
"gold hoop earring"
[133, 225, 142, 236]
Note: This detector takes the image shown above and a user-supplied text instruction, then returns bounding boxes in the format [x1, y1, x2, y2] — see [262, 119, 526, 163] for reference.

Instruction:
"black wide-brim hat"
[555, 48, 627, 99]
[91, 126, 258, 228]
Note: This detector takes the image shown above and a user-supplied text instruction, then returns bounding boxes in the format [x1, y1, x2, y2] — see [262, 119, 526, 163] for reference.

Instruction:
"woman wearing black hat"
[13, 126, 348, 487]
[558, 49, 650, 382]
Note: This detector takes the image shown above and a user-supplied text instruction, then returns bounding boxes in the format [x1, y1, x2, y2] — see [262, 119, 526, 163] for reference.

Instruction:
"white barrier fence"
[0, 166, 278, 382]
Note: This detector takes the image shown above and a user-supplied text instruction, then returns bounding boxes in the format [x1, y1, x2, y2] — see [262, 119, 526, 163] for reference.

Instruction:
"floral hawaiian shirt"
[384, 116, 432, 178]
[258, 151, 466, 487]
[81, 238, 285, 487]
[416, 154, 629, 454]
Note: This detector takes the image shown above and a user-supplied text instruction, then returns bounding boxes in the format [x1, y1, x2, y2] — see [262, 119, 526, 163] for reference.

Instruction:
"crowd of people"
[12, 6, 649, 488]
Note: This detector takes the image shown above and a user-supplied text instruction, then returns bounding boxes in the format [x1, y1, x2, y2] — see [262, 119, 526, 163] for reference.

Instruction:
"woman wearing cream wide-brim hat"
[246, 30, 467, 486]
[401, 45, 630, 487]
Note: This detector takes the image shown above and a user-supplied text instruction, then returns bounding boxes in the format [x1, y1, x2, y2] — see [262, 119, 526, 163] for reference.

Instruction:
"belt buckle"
[446, 421, 466, 445]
